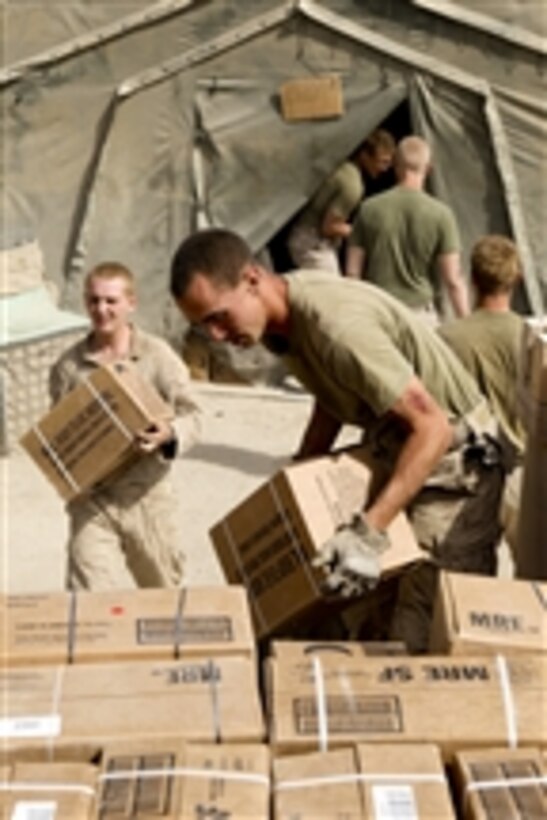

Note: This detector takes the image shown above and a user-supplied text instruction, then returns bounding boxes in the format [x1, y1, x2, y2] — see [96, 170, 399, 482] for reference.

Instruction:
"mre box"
[1, 586, 255, 666]
[210, 450, 423, 639]
[430, 572, 547, 655]
[20, 362, 172, 501]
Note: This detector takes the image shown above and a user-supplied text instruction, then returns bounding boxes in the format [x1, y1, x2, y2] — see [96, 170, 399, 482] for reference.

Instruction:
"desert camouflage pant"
[287, 225, 341, 274]
[66, 460, 184, 590]
[357, 401, 506, 653]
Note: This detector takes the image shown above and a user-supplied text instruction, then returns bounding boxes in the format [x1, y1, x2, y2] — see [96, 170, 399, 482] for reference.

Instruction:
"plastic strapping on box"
[32, 423, 81, 495]
[268, 479, 322, 598]
[81, 374, 134, 442]
[173, 587, 187, 659]
[275, 773, 446, 791]
[0, 782, 96, 797]
[222, 520, 268, 637]
[206, 659, 222, 744]
[312, 655, 329, 753]
[496, 654, 518, 748]
[47, 665, 65, 760]
[100, 767, 269, 786]
[66, 590, 77, 665]
[531, 581, 547, 610]
[466, 775, 547, 793]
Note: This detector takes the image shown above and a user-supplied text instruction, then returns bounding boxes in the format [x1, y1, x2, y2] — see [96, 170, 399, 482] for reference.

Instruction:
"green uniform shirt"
[280, 273, 481, 433]
[349, 186, 460, 308]
[439, 309, 525, 453]
[298, 161, 364, 241]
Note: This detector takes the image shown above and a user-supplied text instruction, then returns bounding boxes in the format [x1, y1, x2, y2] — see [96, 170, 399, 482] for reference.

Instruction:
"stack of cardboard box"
[210, 447, 424, 640]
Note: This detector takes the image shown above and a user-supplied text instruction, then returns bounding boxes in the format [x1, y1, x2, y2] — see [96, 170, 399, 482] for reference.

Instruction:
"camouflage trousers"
[66, 460, 184, 590]
[357, 401, 506, 653]
[287, 225, 341, 274]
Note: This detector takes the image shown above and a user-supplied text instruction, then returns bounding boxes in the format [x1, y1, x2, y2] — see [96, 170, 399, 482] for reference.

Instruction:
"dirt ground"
[1, 381, 511, 593]
[1, 383, 318, 593]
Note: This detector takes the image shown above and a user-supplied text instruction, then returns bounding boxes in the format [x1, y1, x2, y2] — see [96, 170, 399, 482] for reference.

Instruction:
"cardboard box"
[97, 739, 270, 818]
[20, 361, 172, 501]
[0, 656, 264, 761]
[210, 450, 423, 639]
[279, 75, 344, 121]
[453, 747, 547, 819]
[266, 642, 547, 758]
[430, 572, 547, 655]
[1, 586, 255, 666]
[274, 743, 455, 819]
[0, 761, 97, 818]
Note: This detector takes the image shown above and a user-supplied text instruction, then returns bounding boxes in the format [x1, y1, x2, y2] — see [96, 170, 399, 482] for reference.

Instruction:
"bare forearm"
[446, 277, 470, 317]
[295, 401, 342, 460]
[345, 245, 365, 279]
[438, 252, 469, 317]
[365, 417, 453, 531]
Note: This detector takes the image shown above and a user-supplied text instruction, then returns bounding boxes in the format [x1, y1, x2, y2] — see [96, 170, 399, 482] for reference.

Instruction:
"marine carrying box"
[210, 449, 423, 640]
[265, 641, 547, 759]
[273, 743, 456, 819]
[1, 586, 256, 666]
[430, 572, 547, 655]
[0, 656, 265, 762]
[452, 747, 547, 820]
[20, 361, 172, 501]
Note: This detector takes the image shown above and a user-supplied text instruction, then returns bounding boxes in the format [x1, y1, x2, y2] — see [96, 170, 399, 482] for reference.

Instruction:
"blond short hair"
[84, 261, 135, 296]
[471, 235, 522, 295]
[395, 136, 431, 173]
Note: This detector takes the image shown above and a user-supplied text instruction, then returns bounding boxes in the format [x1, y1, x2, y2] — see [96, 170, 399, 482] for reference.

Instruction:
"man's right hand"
[313, 515, 390, 598]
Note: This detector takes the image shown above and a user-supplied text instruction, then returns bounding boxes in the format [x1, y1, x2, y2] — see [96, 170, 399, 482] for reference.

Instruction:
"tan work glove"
[313, 515, 390, 598]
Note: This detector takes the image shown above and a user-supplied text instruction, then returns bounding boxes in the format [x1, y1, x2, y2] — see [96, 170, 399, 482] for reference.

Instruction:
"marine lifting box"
[210, 449, 423, 639]
[20, 361, 172, 501]
[1, 586, 256, 666]
[430, 572, 547, 655]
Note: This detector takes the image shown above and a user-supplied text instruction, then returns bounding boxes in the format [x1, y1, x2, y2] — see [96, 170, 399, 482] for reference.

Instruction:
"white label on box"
[0, 714, 61, 738]
[372, 785, 418, 819]
[11, 802, 57, 820]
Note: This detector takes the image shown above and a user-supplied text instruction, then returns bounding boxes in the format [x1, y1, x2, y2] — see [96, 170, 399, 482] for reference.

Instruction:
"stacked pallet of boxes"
[264, 573, 547, 818]
[0, 587, 271, 818]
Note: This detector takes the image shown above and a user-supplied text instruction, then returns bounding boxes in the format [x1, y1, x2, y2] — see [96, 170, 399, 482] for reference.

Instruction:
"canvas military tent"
[1, 0, 546, 342]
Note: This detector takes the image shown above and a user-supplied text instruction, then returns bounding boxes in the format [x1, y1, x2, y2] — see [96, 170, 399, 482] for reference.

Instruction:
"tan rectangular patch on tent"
[279, 75, 344, 121]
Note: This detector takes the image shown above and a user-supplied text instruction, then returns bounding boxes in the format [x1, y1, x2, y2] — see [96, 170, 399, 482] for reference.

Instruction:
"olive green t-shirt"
[281, 273, 481, 432]
[298, 161, 364, 236]
[439, 309, 525, 453]
[349, 187, 460, 308]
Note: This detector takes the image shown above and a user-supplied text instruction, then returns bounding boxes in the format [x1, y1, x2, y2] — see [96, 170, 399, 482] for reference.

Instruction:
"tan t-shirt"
[439, 309, 525, 454]
[297, 161, 364, 240]
[281, 273, 482, 433]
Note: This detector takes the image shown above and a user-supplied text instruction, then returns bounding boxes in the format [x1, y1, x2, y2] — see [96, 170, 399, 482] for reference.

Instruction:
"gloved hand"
[313, 515, 390, 598]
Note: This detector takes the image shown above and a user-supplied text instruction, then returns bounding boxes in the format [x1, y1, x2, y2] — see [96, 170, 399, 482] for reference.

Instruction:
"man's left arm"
[364, 375, 454, 531]
[437, 251, 469, 317]
[137, 341, 202, 457]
